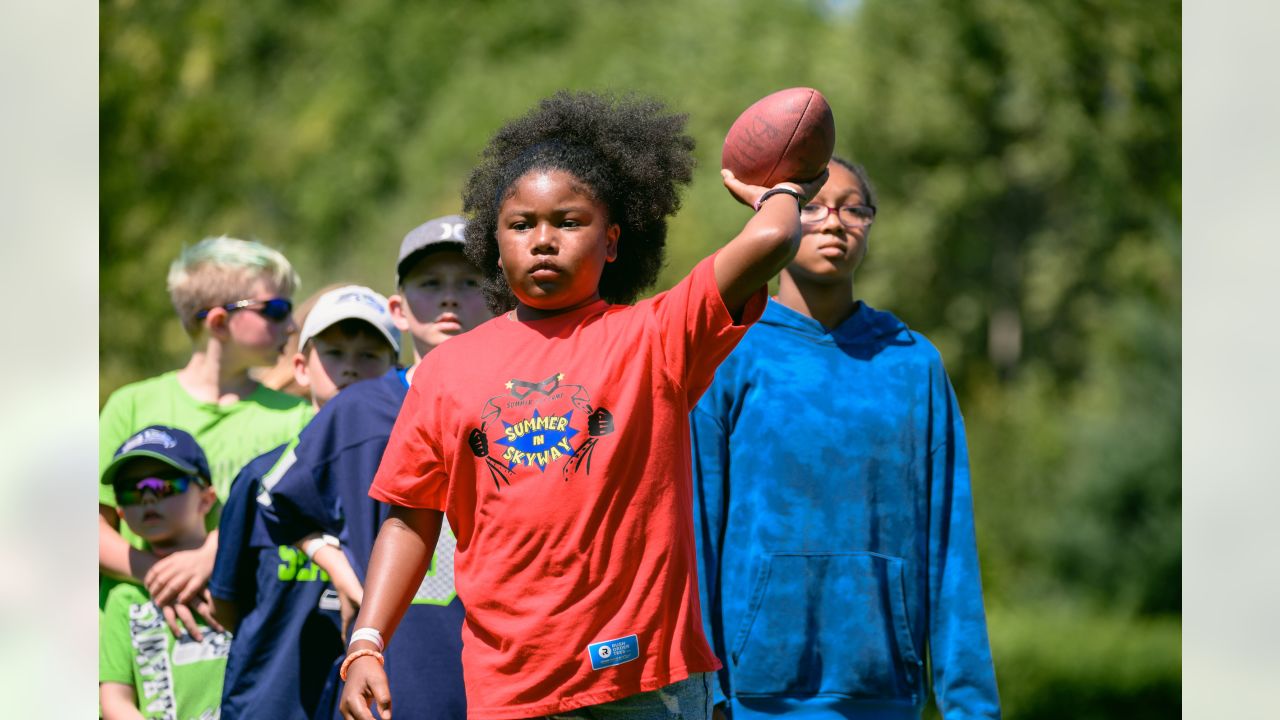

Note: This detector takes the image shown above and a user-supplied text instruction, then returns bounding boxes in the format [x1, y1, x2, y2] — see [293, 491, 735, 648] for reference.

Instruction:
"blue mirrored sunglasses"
[195, 297, 293, 322]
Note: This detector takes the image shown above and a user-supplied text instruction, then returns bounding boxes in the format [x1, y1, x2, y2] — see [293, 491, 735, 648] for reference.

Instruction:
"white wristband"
[349, 627, 385, 652]
[302, 534, 340, 560]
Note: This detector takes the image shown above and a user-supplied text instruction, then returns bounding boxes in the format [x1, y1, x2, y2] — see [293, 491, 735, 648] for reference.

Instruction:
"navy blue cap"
[101, 425, 211, 486]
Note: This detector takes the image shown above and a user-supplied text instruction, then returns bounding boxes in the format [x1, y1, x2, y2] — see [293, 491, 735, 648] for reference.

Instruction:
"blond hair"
[167, 235, 300, 337]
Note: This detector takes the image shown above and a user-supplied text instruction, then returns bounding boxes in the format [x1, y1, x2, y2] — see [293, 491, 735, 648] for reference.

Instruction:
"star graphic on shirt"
[505, 380, 514, 390]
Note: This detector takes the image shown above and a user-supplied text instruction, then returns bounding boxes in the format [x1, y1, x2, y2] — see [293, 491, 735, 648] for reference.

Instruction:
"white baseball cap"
[298, 285, 401, 354]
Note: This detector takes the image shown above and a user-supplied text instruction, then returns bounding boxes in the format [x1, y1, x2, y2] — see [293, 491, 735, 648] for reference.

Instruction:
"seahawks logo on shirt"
[466, 372, 616, 489]
[128, 599, 231, 720]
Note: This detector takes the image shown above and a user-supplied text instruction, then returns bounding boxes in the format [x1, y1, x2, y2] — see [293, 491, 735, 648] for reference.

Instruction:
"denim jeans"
[543, 673, 714, 720]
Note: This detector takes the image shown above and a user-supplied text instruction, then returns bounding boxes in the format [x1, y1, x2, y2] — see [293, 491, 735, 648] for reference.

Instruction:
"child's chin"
[134, 525, 174, 543]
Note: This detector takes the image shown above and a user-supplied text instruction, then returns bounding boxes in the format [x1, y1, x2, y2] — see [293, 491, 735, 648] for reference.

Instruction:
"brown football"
[721, 87, 836, 187]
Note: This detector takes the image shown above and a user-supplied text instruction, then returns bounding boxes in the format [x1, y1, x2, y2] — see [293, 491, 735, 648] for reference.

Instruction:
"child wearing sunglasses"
[208, 284, 403, 720]
[99, 425, 232, 720]
[98, 236, 314, 640]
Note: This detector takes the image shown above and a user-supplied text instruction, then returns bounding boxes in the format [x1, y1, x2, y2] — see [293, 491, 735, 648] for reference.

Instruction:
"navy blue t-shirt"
[263, 368, 466, 720]
[210, 444, 344, 720]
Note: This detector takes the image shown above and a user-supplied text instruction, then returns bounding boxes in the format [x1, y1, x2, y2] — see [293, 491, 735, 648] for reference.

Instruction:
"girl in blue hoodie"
[691, 158, 1001, 720]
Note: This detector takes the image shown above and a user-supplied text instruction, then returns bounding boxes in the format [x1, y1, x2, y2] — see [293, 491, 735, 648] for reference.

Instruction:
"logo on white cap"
[332, 289, 389, 315]
[299, 285, 400, 353]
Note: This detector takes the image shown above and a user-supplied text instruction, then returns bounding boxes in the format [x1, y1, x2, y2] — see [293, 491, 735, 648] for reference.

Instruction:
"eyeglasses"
[196, 297, 294, 322]
[800, 203, 877, 228]
[114, 476, 204, 505]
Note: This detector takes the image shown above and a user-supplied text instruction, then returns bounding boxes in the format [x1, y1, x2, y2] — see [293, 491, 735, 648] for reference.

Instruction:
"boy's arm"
[303, 536, 365, 636]
[99, 683, 145, 720]
[303, 535, 364, 605]
[100, 503, 221, 637]
[212, 596, 240, 632]
[144, 529, 219, 607]
[713, 169, 828, 318]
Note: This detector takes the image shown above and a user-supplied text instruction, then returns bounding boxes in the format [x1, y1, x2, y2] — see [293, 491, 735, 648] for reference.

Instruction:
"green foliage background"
[101, 0, 1181, 715]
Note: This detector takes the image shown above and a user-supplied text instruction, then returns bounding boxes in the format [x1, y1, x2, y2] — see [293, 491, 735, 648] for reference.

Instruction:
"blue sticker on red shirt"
[587, 634, 639, 670]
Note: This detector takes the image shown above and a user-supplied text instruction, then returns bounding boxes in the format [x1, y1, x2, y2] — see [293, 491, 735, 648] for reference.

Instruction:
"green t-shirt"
[100, 583, 231, 720]
[99, 370, 312, 606]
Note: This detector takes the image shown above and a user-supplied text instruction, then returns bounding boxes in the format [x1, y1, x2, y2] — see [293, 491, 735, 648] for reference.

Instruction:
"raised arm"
[713, 169, 828, 317]
[339, 505, 443, 720]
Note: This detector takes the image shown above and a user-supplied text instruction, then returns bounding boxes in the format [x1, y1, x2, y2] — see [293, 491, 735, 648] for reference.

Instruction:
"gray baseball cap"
[396, 215, 467, 285]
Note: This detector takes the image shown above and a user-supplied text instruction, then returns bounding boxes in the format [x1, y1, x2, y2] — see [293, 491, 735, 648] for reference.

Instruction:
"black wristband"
[753, 187, 803, 211]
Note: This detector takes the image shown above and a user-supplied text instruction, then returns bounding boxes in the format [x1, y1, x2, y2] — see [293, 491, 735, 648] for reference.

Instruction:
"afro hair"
[462, 91, 696, 313]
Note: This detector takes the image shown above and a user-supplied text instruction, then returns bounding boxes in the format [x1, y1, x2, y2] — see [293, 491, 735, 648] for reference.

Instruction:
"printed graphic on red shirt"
[466, 371, 616, 489]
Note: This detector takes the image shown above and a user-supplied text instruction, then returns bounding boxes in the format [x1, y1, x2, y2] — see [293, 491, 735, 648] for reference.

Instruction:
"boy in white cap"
[209, 285, 400, 720]
[291, 285, 404, 408]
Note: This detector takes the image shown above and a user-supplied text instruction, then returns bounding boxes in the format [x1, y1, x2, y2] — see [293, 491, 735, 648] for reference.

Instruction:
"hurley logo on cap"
[436, 221, 465, 241]
[120, 428, 177, 454]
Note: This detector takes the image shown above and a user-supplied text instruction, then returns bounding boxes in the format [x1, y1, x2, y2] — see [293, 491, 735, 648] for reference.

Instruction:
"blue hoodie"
[690, 299, 1000, 720]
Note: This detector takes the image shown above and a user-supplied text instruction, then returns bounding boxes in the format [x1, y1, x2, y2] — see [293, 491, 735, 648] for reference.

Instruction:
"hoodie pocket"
[729, 552, 921, 698]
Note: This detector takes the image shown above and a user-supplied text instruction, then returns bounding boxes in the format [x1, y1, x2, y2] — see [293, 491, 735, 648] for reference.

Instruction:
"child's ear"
[388, 294, 412, 332]
[204, 307, 232, 341]
[198, 485, 217, 515]
[605, 224, 621, 262]
[292, 351, 311, 389]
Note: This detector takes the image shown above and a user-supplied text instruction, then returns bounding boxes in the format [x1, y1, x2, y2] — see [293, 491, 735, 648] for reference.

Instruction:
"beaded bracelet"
[340, 649, 385, 682]
[753, 186, 804, 211]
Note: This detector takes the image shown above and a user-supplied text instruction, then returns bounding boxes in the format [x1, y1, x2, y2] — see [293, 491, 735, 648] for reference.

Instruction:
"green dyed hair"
[167, 235, 300, 336]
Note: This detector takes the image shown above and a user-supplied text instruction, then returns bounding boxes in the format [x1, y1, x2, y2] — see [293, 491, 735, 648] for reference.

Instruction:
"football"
[721, 87, 836, 187]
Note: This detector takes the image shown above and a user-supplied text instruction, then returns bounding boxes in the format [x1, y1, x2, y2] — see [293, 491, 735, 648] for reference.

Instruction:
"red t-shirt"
[370, 255, 765, 718]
